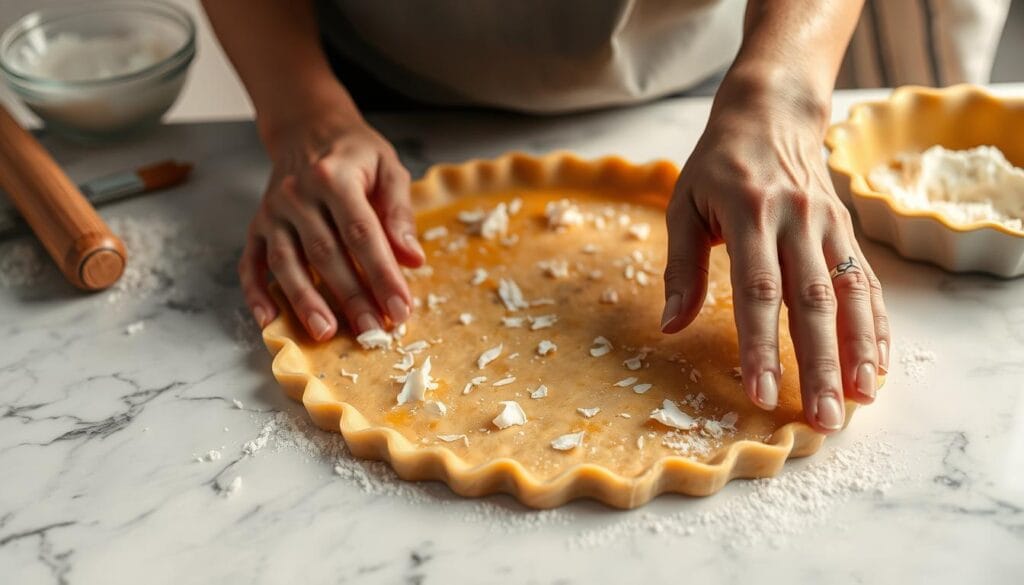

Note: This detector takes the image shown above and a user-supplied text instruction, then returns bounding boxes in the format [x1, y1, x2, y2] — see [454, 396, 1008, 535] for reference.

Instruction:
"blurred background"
[0, 0, 1021, 124]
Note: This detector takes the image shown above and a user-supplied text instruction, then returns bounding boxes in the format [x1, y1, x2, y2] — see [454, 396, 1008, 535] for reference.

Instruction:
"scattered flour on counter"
[232, 306, 263, 352]
[124, 320, 145, 336]
[240, 409, 569, 530]
[218, 476, 243, 498]
[899, 342, 937, 381]
[0, 239, 50, 288]
[569, 438, 906, 549]
[104, 215, 208, 304]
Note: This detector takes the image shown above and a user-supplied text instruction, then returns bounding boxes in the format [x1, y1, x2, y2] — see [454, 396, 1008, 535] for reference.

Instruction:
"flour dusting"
[105, 215, 207, 303]
[899, 341, 937, 381]
[570, 438, 906, 549]
[0, 239, 50, 288]
[242, 409, 569, 530]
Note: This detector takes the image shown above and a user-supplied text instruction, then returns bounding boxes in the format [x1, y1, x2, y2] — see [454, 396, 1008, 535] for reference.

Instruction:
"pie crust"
[262, 152, 867, 509]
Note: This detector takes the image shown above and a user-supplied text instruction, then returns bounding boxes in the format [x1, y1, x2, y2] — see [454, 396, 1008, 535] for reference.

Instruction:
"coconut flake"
[422, 226, 448, 241]
[477, 344, 503, 369]
[545, 200, 584, 230]
[470, 268, 488, 285]
[538, 259, 569, 279]
[590, 336, 613, 357]
[498, 278, 529, 311]
[356, 328, 392, 350]
[396, 356, 437, 405]
[458, 209, 486, 224]
[577, 407, 601, 419]
[636, 435, 645, 449]
[627, 223, 651, 241]
[393, 353, 414, 371]
[530, 385, 549, 399]
[501, 317, 525, 328]
[400, 340, 430, 354]
[721, 411, 739, 428]
[536, 340, 557, 356]
[462, 376, 487, 395]
[458, 312, 473, 325]
[635, 271, 650, 286]
[492, 401, 527, 429]
[600, 289, 619, 304]
[551, 431, 585, 451]
[529, 314, 558, 330]
[508, 197, 523, 215]
[633, 383, 653, 394]
[427, 293, 448, 310]
[437, 434, 469, 446]
[492, 376, 516, 387]
[476, 203, 509, 240]
[424, 400, 447, 417]
[623, 354, 644, 370]
[614, 376, 638, 387]
[649, 399, 697, 430]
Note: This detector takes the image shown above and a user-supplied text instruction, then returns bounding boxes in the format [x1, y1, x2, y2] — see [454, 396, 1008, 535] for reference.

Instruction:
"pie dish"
[826, 84, 1024, 277]
[262, 152, 865, 509]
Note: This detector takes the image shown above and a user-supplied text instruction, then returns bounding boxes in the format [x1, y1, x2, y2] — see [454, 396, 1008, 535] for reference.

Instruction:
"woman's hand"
[660, 77, 891, 433]
[239, 106, 425, 341]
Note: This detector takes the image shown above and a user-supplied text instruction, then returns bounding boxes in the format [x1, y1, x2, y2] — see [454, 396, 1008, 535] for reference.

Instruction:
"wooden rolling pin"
[0, 104, 125, 290]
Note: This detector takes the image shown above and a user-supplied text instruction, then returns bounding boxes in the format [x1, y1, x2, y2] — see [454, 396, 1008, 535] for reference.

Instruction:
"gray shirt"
[317, 0, 744, 113]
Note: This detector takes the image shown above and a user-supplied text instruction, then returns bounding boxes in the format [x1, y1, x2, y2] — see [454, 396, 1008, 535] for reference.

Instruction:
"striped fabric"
[838, 0, 1011, 88]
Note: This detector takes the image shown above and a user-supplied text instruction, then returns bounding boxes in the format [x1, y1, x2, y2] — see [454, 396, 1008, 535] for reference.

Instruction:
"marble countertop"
[1, 86, 1022, 585]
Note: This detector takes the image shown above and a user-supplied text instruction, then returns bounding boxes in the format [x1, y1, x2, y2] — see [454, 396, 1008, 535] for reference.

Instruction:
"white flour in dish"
[868, 145, 1024, 231]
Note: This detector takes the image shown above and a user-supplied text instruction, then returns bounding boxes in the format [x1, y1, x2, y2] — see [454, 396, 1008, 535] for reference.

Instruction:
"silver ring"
[830, 256, 861, 279]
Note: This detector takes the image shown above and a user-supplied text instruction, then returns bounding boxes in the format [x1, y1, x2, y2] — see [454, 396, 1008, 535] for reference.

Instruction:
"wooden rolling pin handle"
[0, 104, 125, 291]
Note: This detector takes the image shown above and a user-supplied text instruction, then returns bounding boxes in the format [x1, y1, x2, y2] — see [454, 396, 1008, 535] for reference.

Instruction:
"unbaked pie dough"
[263, 153, 863, 508]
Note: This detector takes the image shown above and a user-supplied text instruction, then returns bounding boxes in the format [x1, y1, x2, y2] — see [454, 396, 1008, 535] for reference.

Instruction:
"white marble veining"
[1, 87, 1023, 584]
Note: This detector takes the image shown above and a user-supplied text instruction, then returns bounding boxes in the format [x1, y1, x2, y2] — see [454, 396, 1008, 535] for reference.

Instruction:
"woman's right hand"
[239, 106, 425, 340]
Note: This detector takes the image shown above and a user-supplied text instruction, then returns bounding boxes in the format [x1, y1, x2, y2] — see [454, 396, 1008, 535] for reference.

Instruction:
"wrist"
[712, 62, 833, 132]
[255, 74, 364, 156]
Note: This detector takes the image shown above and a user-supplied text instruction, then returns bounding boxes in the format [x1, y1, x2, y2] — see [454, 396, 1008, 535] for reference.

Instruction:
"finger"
[780, 232, 845, 433]
[823, 240, 878, 404]
[238, 231, 276, 328]
[280, 179, 386, 335]
[265, 224, 337, 341]
[661, 192, 711, 334]
[727, 232, 783, 410]
[311, 160, 412, 325]
[861, 253, 891, 375]
[372, 159, 425, 267]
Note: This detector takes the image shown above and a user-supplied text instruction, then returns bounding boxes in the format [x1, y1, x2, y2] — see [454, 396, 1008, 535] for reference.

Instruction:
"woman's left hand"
[660, 79, 891, 433]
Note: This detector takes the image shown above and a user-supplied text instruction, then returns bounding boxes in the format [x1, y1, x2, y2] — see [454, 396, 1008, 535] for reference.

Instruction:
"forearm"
[716, 0, 864, 125]
[201, 0, 361, 148]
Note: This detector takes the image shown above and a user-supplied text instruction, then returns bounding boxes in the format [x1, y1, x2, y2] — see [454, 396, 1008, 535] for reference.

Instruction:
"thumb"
[661, 196, 711, 334]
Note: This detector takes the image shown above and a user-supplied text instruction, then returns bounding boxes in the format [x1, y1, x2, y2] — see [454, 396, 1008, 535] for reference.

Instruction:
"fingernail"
[660, 294, 682, 332]
[816, 393, 844, 431]
[308, 313, 331, 340]
[404, 233, 425, 259]
[356, 313, 381, 333]
[253, 306, 269, 328]
[856, 362, 877, 398]
[878, 340, 889, 374]
[387, 295, 410, 323]
[756, 371, 778, 409]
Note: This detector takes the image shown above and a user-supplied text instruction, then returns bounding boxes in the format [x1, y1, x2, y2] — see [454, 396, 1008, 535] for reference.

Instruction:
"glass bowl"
[0, 0, 195, 142]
